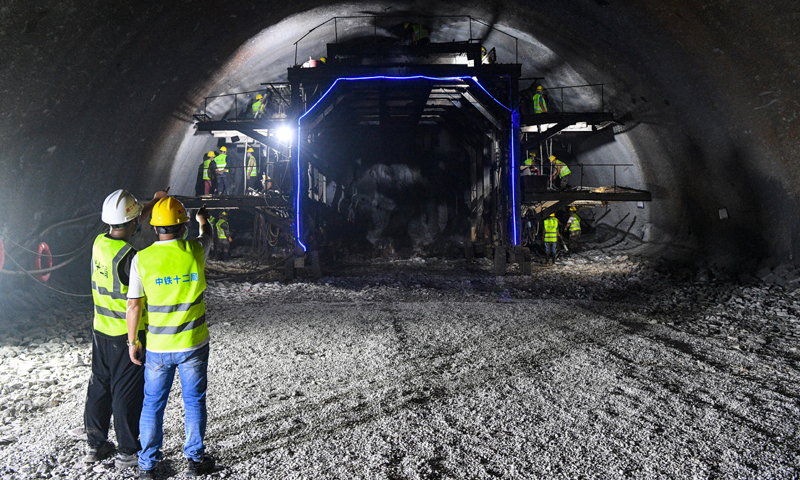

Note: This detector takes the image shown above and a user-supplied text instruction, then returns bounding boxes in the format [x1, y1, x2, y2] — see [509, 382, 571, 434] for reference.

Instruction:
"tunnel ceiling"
[1, 0, 799, 277]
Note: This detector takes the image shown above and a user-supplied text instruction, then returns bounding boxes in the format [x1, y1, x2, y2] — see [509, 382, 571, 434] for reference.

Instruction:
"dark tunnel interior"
[1, 0, 799, 295]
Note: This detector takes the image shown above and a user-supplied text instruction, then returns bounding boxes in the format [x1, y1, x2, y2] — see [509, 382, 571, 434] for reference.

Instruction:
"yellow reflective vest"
[203, 158, 212, 180]
[136, 240, 208, 352]
[568, 213, 581, 232]
[216, 153, 227, 172]
[252, 100, 262, 117]
[246, 154, 257, 178]
[553, 160, 571, 178]
[91, 234, 146, 336]
[216, 218, 229, 240]
[544, 217, 559, 243]
[533, 93, 547, 114]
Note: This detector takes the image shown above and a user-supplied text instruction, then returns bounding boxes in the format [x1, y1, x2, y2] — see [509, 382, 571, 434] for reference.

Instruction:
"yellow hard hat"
[549, 155, 556, 162]
[256, 94, 263, 100]
[220, 146, 227, 152]
[481, 46, 486, 53]
[536, 86, 543, 91]
[150, 196, 189, 227]
[220, 210, 228, 217]
[570, 206, 577, 211]
[247, 147, 254, 153]
[207, 151, 215, 158]
[319, 57, 327, 63]
[404, 22, 410, 28]
[550, 213, 556, 217]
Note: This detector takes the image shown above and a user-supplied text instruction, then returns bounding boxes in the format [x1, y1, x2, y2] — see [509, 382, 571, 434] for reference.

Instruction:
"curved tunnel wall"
[1, 0, 798, 287]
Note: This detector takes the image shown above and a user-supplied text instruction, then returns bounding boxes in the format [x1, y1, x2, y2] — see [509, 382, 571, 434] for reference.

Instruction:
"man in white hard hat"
[83, 188, 167, 469]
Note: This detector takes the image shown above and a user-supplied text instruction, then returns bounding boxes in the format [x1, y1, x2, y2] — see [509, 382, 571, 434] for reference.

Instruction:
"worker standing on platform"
[251, 94, 264, 118]
[565, 206, 582, 252]
[84, 188, 167, 469]
[203, 151, 217, 195]
[125, 197, 215, 479]
[404, 22, 430, 45]
[521, 152, 539, 176]
[216, 211, 232, 260]
[245, 147, 260, 192]
[216, 146, 229, 196]
[549, 155, 571, 190]
[533, 86, 548, 114]
[543, 212, 561, 264]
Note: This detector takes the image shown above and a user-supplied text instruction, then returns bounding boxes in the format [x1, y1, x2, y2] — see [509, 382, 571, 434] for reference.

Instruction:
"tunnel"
[1, 1, 799, 478]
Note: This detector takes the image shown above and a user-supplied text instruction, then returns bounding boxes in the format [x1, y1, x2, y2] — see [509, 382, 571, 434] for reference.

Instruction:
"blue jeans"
[217, 173, 229, 196]
[138, 344, 209, 471]
[545, 241, 558, 259]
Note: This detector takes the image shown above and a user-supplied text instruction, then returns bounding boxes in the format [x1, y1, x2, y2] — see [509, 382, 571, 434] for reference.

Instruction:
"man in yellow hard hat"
[84, 188, 166, 469]
[565, 206, 582, 252]
[245, 147, 260, 192]
[542, 212, 561, 264]
[215, 211, 232, 260]
[251, 94, 264, 118]
[520, 152, 539, 176]
[549, 154, 571, 190]
[125, 197, 214, 479]
[202, 151, 217, 195]
[216, 146, 230, 196]
[533, 85, 547, 114]
[404, 22, 430, 45]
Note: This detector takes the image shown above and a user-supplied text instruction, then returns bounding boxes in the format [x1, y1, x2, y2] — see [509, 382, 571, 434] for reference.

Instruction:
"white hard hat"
[101, 189, 142, 224]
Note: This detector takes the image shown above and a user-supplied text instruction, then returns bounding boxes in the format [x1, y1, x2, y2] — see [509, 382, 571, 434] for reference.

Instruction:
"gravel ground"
[1, 252, 799, 479]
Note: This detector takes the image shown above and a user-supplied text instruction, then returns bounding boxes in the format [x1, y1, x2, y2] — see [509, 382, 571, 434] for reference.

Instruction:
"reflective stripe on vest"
[216, 219, 229, 240]
[555, 160, 571, 178]
[569, 214, 581, 232]
[203, 158, 212, 180]
[533, 93, 547, 114]
[137, 240, 208, 352]
[411, 25, 429, 41]
[544, 218, 559, 243]
[91, 234, 145, 336]
[246, 154, 257, 178]
[216, 153, 227, 171]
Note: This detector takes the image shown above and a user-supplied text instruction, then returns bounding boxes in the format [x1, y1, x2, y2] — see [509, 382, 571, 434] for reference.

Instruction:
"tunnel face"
[1, 0, 799, 284]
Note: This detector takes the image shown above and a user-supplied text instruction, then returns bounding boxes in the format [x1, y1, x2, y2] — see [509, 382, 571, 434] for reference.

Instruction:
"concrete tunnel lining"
[1, 0, 799, 288]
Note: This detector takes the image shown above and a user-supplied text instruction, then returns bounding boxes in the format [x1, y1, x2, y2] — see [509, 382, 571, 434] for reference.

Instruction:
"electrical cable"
[205, 253, 293, 279]
[0, 231, 100, 258]
[2, 248, 92, 297]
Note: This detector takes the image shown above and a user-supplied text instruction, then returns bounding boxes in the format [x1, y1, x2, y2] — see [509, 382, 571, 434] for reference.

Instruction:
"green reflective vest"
[246, 154, 257, 178]
[216, 153, 227, 172]
[203, 158, 212, 180]
[544, 217, 559, 243]
[252, 100, 262, 116]
[533, 93, 547, 114]
[137, 240, 208, 352]
[568, 213, 581, 232]
[410, 24, 429, 42]
[91, 234, 146, 336]
[524, 157, 534, 167]
[216, 218, 229, 240]
[553, 160, 571, 178]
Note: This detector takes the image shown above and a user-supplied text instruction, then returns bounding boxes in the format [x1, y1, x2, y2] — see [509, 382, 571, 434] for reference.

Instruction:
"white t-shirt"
[128, 233, 212, 299]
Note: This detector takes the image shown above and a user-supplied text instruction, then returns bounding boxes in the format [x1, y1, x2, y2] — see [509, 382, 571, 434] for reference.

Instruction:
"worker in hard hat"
[520, 152, 539, 176]
[215, 211, 232, 260]
[565, 206, 582, 252]
[245, 147, 260, 192]
[216, 146, 230, 196]
[404, 22, 430, 45]
[202, 151, 217, 195]
[542, 212, 561, 264]
[84, 188, 167, 469]
[251, 94, 264, 118]
[125, 196, 214, 479]
[533, 86, 548, 114]
[549, 154, 571, 190]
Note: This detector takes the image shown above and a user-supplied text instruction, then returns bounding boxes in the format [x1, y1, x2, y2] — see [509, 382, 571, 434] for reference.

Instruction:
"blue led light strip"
[295, 75, 519, 251]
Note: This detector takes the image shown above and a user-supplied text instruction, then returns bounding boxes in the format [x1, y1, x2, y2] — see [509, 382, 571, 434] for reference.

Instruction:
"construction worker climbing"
[216, 146, 230, 196]
[533, 86, 548, 114]
[543, 212, 560, 264]
[251, 94, 264, 118]
[565, 206, 582, 252]
[549, 155, 571, 190]
[216, 211, 232, 260]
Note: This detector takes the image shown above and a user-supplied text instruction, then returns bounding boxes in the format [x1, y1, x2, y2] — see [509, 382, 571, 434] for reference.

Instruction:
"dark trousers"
[84, 330, 145, 455]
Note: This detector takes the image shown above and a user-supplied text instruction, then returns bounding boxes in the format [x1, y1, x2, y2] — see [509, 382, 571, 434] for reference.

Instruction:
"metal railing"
[522, 163, 634, 190]
[293, 15, 521, 66]
[194, 84, 292, 123]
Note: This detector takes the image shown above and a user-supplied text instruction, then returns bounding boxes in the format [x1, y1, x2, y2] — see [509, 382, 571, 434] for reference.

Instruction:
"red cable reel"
[34, 242, 52, 282]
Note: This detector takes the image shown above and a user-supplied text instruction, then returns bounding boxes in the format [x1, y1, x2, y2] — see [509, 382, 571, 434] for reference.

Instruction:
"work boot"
[186, 455, 215, 477]
[115, 452, 139, 469]
[138, 467, 155, 480]
[83, 441, 115, 463]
